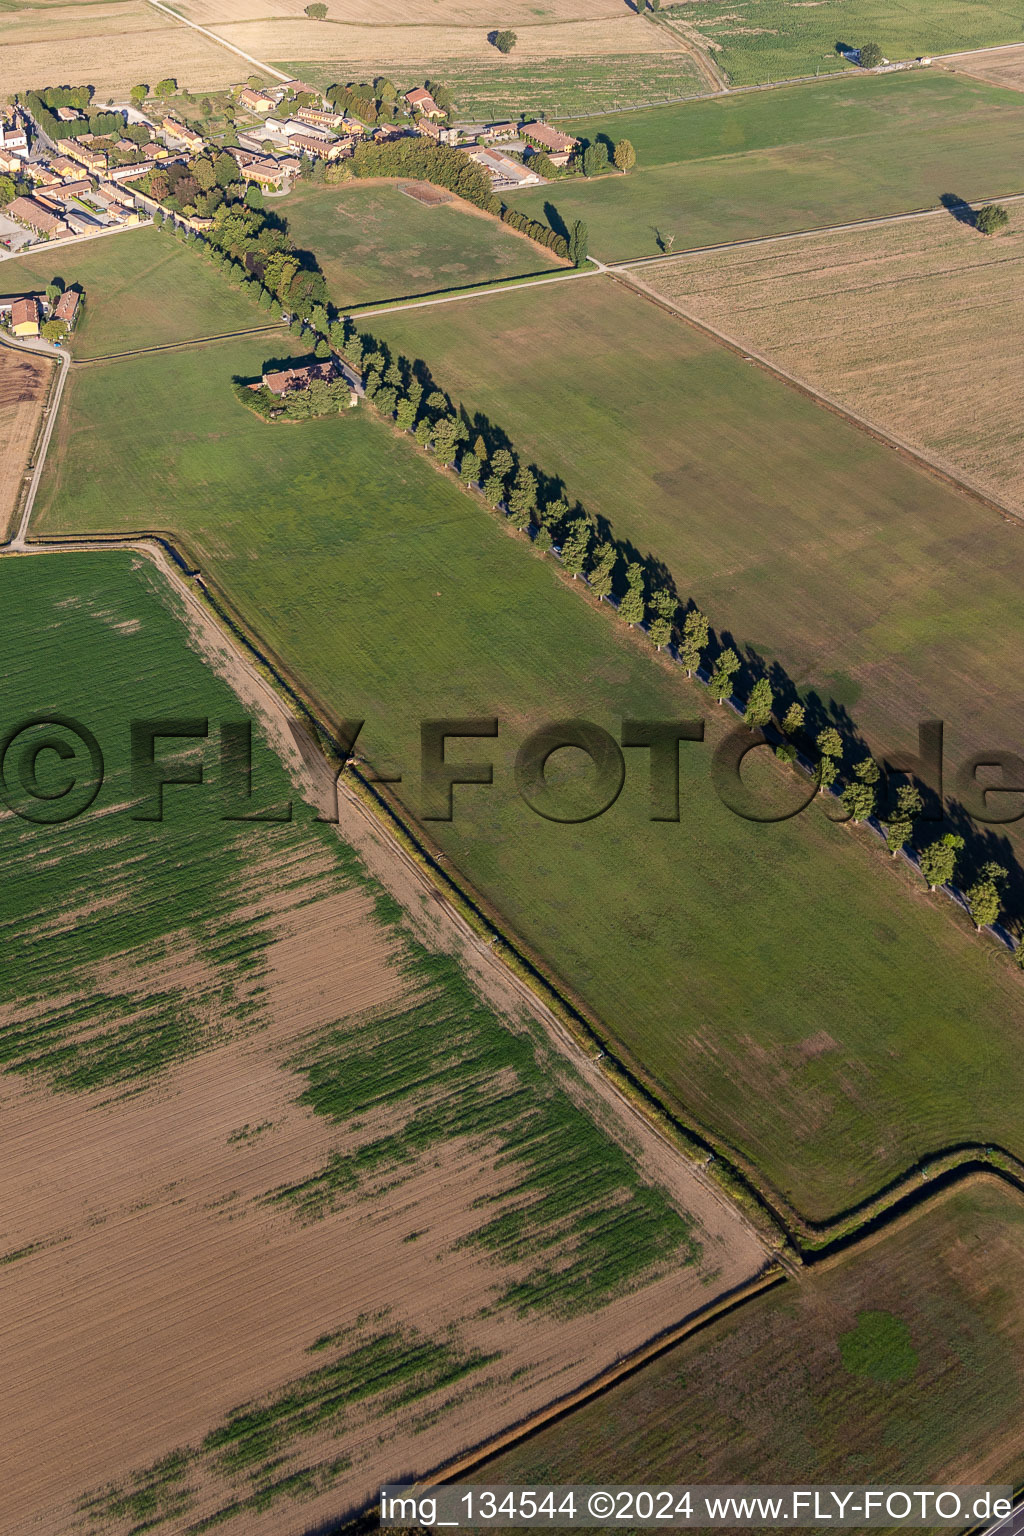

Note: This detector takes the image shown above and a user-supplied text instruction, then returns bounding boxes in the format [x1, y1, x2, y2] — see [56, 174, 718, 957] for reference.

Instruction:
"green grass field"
[281, 181, 562, 308]
[33, 335, 1024, 1221]
[486, 1180, 1024, 1490]
[661, 0, 1024, 86]
[274, 54, 709, 120]
[508, 71, 1024, 258]
[370, 273, 1024, 881]
[0, 227, 276, 358]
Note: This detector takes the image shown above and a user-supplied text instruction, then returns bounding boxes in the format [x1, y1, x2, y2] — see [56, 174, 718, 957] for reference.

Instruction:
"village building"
[480, 121, 518, 143]
[230, 148, 295, 189]
[260, 360, 338, 396]
[521, 121, 579, 164]
[10, 296, 41, 336]
[45, 154, 86, 180]
[0, 114, 30, 157]
[416, 118, 459, 146]
[53, 289, 80, 328]
[0, 148, 21, 175]
[287, 132, 348, 161]
[63, 138, 107, 173]
[161, 117, 205, 154]
[238, 86, 276, 113]
[405, 87, 445, 119]
[295, 105, 347, 131]
[6, 194, 71, 238]
[36, 178, 93, 204]
[107, 158, 157, 183]
[55, 106, 83, 122]
[282, 116, 332, 142]
[467, 147, 543, 190]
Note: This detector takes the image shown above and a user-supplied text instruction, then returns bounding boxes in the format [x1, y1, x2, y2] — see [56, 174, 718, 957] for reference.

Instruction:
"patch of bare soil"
[944, 44, 1024, 94]
[3, 544, 769, 1536]
[0, 345, 50, 540]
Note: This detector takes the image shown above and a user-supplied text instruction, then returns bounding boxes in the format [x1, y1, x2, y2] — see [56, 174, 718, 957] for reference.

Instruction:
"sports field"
[0, 228, 279, 359]
[487, 1179, 1024, 1488]
[1, 550, 744, 1533]
[282, 181, 562, 308]
[642, 212, 1024, 515]
[660, 0, 1024, 86]
[31, 332, 1024, 1222]
[508, 72, 1024, 258]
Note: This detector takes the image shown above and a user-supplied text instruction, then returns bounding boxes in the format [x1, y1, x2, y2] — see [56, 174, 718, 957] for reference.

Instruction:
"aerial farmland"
[3, 6, 1024, 1534]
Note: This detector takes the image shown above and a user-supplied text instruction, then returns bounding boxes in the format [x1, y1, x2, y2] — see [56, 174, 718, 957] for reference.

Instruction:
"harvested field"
[178, 0, 632, 21]
[1, 550, 765, 1535]
[640, 214, 1024, 515]
[946, 43, 1024, 94]
[221, 15, 680, 62]
[0, 3, 250, 97]
[488, 1179, 1024, 1489]
[0, 343, 50, 541]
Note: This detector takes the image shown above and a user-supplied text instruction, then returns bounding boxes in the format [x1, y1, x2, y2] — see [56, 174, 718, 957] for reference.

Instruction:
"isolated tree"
[841, 778, 876, 824]
[858, 41, 884, 67]
[884, 815, 913, 857]
[45, 279, 63, 306]
[304, 1, 328, 14]
[582, 141, 609, 177]
[976, 203, 1010, 236]
[589, 545, 618, 602]
[492, 28, 518, 52]
[568, 218, 589, 267]
[680, 608, 709, 676]
[613, 138, 637, 173]
[41, 318, 67, 343]
[919, 833, 964, 892]
[130, 84, 149, 105]
[245, 182, 264, 209]
[744, 677, 773, 728]
[708, 646, 740, 703]
[560, 518, 592, 578]
[781, 701, 805, 738]
[155, 77, 177, 97]
[966, 862, 1008, 931]
[896, 783, 924, 820]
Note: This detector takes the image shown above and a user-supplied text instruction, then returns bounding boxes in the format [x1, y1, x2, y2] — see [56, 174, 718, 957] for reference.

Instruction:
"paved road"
[980, 1498, 1024, 1536]
[145, 0, 292, 81]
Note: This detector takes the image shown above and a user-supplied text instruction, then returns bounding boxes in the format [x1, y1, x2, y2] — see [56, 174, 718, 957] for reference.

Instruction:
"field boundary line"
[72, 321, 288, 364]
[606, 267, 1024, 529]
[144, 0, 291, 81]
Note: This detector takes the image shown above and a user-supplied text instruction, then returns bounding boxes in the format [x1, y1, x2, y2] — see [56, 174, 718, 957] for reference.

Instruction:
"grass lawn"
[33, 334, 1024, 1221]
[508, 72, 1024, 258]
[275, 54, 710, 120]
[281, 180, 562, 308]
[370, 275, 1024, 891]
[486, 1180, 1024, 1489]
[0, 227, 278, 358]
[662, 0, 1024, 86]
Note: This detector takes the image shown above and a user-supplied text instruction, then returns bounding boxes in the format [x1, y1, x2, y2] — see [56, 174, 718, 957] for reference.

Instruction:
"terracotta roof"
[54, 289, 79, 323]
[11, 296, 39, 327]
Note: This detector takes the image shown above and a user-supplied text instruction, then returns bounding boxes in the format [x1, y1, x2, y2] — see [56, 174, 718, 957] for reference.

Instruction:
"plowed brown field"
[0, 344, 50, 541]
